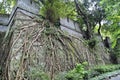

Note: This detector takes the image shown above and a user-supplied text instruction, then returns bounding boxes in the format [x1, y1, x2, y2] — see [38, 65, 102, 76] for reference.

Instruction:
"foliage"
[40, 0, 76, 23]
[54, 62, 88, 80]
[93, 65, 120, 73]
[0, 0, 16, 14]
[88, 64, 120, 78]
[87, 37, 97, 48]
[100, 0, 120, 48]
[29, 67, 50, 80]
[74, 0, 105, 40]
[55, 64, 120, 80]
[100, 0, 120, 64]
[65, 62, 88, 80]
[54, 72, 68, 80]
[83, 36, 98, 49]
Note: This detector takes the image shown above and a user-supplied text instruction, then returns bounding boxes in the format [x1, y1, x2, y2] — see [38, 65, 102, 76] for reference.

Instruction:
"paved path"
[109, 75, 120, 80]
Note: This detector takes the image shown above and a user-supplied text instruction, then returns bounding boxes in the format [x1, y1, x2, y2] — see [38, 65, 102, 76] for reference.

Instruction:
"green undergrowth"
[27, 63, 120, 80]
[55, 64, 120, 80]
[55, 62, 88, 80]
[88, 64, 120, 79]
[89, 70, 120, 80]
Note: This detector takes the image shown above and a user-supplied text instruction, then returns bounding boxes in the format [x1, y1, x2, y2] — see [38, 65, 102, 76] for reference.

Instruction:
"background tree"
[100, 0, 120, 63]
[74, 0, 105, 39]
[100, 0, 120, 48]
[0, 0, 16, 14]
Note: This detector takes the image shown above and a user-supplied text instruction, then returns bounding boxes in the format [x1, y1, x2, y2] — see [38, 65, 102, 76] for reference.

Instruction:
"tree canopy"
[100, 0, 120, 48]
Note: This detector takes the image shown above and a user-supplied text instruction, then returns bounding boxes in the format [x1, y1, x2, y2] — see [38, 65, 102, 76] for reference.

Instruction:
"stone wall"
[0, 0, 110, 79]
[8, 9, 110, 80]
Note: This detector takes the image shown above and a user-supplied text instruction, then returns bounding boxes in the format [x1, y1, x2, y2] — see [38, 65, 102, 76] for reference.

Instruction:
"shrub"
[28, 68, 50, 80]
[88, 64, 120, 78]
[55, 62, 88, 80]
[65, 62, 88, 80]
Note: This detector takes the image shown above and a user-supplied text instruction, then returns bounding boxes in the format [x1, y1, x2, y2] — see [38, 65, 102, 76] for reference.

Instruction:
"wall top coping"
[0, 0, 40, 32]
[0, 0, 81, 35]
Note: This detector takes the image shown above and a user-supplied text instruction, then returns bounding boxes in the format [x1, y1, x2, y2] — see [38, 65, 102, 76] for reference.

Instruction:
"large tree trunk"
[0, 32, 13, 80]
[74, 0, 92, 39]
